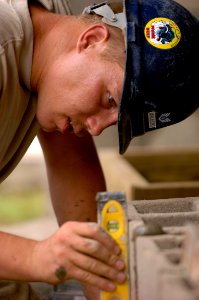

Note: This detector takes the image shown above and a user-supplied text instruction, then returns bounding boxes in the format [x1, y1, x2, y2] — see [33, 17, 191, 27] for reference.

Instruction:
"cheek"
[42, 59, 69, 94]
[38, 72, 68, 111]
[71, 86, 102, 115]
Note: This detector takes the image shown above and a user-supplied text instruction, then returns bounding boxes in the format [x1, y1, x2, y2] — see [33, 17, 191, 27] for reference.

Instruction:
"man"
[0, 0, 199, 299]
[0, 0, 126, 299]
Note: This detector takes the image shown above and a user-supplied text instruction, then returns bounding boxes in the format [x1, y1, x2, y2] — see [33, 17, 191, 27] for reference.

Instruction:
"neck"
[29, 3, 83, 92]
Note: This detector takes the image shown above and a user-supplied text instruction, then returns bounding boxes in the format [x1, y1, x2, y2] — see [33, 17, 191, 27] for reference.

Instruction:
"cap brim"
[118, 43, 145, 154]
[118, 56, 133, 155]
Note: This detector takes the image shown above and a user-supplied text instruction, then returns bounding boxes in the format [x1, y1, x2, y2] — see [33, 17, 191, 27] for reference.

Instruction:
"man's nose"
[86, 114, 117, 136]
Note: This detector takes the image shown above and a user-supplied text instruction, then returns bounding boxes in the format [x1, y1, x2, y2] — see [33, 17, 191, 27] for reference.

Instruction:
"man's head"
[32, 0, 199, 153]
[82, 0, 199, 154]
[30, 3, 125, 136]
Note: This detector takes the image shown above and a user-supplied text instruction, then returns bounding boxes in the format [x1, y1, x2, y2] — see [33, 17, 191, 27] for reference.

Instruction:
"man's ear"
[77, 24, 109, 52]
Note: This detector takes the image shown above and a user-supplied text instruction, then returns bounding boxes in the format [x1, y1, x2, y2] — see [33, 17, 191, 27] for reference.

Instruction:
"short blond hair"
[78, 13, 125, 70]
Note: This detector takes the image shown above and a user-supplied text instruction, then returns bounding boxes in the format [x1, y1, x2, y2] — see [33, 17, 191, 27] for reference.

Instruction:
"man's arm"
[37, 130, 109, 300]
[37, 129, 106, 225]
[0, 130, 125, 298]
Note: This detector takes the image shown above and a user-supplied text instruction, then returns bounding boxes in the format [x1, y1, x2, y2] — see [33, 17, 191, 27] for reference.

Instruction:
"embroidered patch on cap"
[144, 18, 181, 49]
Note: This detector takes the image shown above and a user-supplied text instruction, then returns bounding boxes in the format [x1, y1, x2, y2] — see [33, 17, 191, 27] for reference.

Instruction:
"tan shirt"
[0, 0, 73, 183]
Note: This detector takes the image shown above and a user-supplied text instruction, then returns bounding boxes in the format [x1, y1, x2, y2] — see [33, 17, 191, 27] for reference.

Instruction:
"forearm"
[0, 231, 38, 281]
[48, 154, 106, 224]
[38, 130, 106, 225]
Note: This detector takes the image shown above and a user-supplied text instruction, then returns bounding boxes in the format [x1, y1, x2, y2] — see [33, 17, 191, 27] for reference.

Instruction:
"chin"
[40, 126, 55, 133]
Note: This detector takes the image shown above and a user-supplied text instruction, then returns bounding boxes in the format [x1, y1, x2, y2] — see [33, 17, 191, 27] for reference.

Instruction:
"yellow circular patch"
[144, 17, 181, 49]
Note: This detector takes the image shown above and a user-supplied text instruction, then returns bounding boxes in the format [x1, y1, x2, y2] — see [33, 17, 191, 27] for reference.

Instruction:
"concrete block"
[182, 225, 199, 284]
[135, 235, 185, 300]
[128, 197, 199, 300]
[127, 197, 199, 227]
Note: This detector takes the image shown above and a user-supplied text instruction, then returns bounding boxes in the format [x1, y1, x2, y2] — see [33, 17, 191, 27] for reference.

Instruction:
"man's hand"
[32, 222, 126, 291]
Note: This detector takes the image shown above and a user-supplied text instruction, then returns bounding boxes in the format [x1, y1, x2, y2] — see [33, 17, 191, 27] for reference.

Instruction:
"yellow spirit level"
[96, 192, 129, 300]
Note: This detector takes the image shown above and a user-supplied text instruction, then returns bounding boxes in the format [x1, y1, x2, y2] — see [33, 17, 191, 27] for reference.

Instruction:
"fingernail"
[115, 260, 125, 270]
[107, 283, 116, 291]
[116, 272, 126, 283]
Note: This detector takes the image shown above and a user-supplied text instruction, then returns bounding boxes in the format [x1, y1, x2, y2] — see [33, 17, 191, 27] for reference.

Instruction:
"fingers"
[71, 236, 120, 266]
[61, 222, 125, 271]
[69, 251, 126, 284]
[67, 267, 117, 292]
[53, 257, 125, 292]
[54, 251, 125, 291]
[62, 221, 126, 269]
[66, 222, 121, 255]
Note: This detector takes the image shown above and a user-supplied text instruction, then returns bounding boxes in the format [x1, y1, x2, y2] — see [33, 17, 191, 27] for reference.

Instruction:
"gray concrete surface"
[128, 197, 199, 300]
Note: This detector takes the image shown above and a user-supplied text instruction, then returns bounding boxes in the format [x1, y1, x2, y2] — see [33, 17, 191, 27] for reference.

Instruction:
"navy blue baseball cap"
[118, 0, 199, 153]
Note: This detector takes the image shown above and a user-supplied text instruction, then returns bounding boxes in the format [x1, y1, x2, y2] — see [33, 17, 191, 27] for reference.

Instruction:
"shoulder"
[0, 1, 25, 49]
[0, 0, 33, 86]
